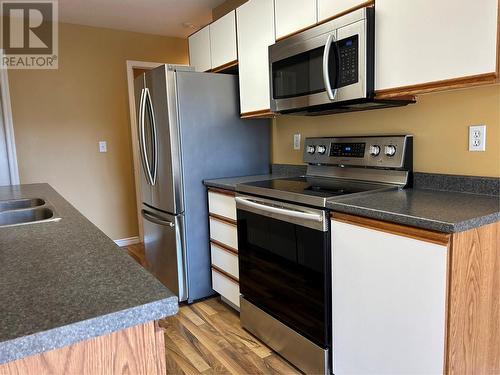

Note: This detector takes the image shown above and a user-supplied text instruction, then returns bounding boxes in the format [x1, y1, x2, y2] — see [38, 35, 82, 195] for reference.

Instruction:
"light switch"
[99, 141, 107, 153]
[293, 134, 301, 150]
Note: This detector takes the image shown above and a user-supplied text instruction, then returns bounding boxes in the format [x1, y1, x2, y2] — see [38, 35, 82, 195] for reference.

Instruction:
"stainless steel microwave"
[269, 7, 414, 115]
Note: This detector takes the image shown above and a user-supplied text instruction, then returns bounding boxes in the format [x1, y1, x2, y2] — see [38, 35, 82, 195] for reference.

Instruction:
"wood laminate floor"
[122, 244, 301, 375]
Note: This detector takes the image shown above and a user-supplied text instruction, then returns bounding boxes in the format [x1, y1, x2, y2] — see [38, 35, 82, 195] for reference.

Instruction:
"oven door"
[236, 195, 330, 347]
[269, 18, 367, 113]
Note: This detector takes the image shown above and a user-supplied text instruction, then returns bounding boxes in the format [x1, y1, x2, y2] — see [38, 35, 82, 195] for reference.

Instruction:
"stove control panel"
[303, 135, 413, 169]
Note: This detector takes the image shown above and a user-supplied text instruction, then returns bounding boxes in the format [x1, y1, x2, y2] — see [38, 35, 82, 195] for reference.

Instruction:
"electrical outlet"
[293, 134, 301, 150]
[469, 125, 486, 152]
[99, 141, 107, 153]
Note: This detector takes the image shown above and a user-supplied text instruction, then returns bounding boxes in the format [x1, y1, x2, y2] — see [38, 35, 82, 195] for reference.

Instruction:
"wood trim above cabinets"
[211, 59, 238, 73]
[331, 212, 451, 246]
[317, 0, 375, 26]
[211, 240, 238, 255]
[212, 265, 239, 284]
[208, 187, 236, 197]
[240, 109, 277, 119]
[375, 73, 498, 99]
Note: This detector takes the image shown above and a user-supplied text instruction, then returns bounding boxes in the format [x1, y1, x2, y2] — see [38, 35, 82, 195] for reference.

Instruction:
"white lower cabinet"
[331, 219, 447, 374]
[208, 189, 240, 310]
[212, 269, 240, 307]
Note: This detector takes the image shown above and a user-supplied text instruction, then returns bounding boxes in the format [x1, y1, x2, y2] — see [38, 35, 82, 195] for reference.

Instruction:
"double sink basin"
[0, 198, 60, 228]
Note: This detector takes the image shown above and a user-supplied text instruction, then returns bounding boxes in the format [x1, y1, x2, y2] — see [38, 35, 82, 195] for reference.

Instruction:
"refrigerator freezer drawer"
[142, 207, 187, 301]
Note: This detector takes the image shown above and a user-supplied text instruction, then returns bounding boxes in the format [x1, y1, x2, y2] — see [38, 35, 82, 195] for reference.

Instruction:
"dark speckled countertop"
[204, 171, 499, 233]
[0, 183, 178, 365]
[329, 188, 499, 233]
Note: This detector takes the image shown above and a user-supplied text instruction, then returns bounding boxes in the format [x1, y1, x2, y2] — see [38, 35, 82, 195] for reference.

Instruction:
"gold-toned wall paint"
[273, 85, 500, 177]
[9, 22, 188, 240]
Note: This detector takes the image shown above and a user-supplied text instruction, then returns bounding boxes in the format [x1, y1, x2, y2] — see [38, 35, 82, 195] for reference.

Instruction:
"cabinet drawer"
[211, 242, 239, 280]
[209, 217, 238, 250]
[208, 191, 236, 221]
[212, 268, 240, 307]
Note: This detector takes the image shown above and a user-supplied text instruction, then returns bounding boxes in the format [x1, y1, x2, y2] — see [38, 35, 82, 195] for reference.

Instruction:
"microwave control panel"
[338, 35, 359, 87]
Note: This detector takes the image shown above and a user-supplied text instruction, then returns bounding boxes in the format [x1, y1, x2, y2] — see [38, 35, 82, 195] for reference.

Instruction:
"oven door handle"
[323, 33, 338, 101]
[235, 197, 324, 223]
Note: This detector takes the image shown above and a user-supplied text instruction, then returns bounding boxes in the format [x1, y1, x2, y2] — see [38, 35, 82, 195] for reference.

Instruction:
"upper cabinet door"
[210, 10, 238, 70]
[274, 0, 318, 40]
[237, 0, 275, 115]
[318, 0, 369, 22]
[188, 26, 211, 72]
[375, 0, 499, 91]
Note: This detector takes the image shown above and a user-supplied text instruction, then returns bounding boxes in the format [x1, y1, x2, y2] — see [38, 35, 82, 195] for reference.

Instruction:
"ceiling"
[58, 0, 227, 38]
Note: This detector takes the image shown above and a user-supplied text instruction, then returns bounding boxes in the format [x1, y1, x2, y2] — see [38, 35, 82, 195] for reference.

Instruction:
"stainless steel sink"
[0, 198, 45, 212]
[0, 207, 59, 227]
[0, 198, 61, 228]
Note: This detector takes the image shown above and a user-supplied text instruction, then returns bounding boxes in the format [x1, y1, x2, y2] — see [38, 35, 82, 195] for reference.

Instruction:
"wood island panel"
[0, 322, 166, 375]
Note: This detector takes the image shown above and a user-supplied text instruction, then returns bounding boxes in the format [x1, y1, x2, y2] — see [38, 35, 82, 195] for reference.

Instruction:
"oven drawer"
[209, 216, 238, 250]
[211, 242, 239, 280]
[212, 267, 240, 307]
[208, 190, 236, 221]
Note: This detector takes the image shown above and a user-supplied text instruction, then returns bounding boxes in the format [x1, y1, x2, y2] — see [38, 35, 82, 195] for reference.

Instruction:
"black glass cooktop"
[237, 176, 393, 207]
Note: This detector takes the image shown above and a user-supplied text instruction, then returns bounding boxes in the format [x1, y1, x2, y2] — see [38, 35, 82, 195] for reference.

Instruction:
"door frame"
[0, 58, 20, 185]
[126, 60, 163, 241]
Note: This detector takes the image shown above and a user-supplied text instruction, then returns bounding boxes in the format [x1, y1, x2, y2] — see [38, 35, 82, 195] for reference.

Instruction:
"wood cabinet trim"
[212, 265, 239, 284]
[208, 187, 236, 197]
[375, 73, 497, 99]
[331, 212, 451, 246]
[209, 213, 237, 226]
[211, 239, 238, 255]
[317, 0, 374, 25]
[446, 221, 500, 374]
[211, 59, 238, 73]
[240, 109, 276, 119]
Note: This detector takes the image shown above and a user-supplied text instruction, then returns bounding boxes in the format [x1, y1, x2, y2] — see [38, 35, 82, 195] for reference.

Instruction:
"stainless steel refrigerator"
[134, 64, 270, 303]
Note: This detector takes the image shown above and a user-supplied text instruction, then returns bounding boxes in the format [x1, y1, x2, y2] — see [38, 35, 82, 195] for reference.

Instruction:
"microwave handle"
[323, 33, 338, 101]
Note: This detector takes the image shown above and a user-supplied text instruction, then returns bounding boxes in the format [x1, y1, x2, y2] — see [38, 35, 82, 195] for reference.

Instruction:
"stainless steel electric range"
[235, 135, 413, 374]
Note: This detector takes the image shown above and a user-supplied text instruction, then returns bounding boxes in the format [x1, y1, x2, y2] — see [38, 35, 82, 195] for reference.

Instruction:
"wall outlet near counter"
[99, 141, 107, 153]
[293, 133, 301, 150]
[469, 125, 486, 152]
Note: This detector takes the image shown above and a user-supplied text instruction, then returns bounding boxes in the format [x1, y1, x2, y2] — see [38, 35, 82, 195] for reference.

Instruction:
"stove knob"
[317, 145, 327, 154]
[306, 145, 316, 154]
[369, 145, 380, 156]
[384, 145, 397, 157]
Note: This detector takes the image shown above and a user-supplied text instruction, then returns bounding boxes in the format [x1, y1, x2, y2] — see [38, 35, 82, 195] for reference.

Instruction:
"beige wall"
[273, 85, 500, 177]
[9, 23, 188, 240]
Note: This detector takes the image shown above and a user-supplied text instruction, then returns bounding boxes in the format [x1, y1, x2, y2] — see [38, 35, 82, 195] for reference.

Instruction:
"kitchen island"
[0, 184, 177, 374]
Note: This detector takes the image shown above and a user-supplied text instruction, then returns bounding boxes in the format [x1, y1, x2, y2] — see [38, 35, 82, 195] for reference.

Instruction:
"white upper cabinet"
[375, 0, 499, 91]
[274, 0, 318, 40]
[331, 219, 448, 374]
[210, 10, 238, 69]
[188, 26, 211, 72]
[237, 0, 276, 114]
[317, 0, 368, 22]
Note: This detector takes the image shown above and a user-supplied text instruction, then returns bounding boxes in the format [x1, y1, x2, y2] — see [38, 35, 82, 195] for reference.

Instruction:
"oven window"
[237, 209, 330, 347]
[272, 45, 337, 99]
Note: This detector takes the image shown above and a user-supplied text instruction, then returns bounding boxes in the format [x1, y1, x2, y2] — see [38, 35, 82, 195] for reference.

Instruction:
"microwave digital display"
[330, 142, 365, 157]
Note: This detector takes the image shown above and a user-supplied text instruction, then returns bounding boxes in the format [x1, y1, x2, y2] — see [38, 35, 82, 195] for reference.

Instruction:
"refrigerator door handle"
[145, 87, 159, 186]
[139, 88, 154, 185]
[141, 209, 175, 227]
